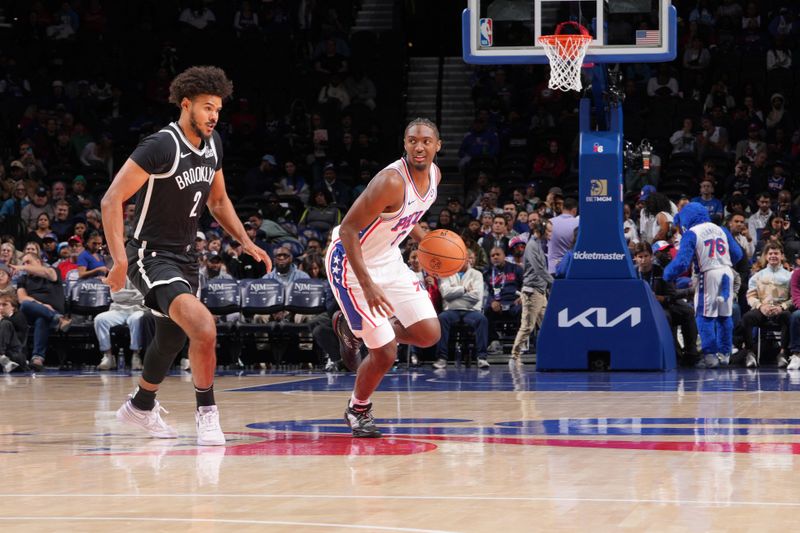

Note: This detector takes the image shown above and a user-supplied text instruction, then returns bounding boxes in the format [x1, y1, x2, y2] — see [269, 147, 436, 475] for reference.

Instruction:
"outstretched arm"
[664, 231, 697, 282]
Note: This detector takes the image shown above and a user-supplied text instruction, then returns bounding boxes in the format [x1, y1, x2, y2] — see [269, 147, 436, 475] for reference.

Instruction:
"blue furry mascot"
[664, 202, 743, 368]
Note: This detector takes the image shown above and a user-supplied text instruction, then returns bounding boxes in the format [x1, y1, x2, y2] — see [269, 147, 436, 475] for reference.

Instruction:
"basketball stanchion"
[533, 98, 675, 371]
[462, 1, 678, 370]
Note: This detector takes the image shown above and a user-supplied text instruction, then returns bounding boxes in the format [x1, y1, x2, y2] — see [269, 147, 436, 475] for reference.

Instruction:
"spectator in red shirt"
[56, 236, 82, 280]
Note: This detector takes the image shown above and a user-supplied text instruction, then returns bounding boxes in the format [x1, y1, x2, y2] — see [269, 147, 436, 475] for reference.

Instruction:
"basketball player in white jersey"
[326, 118, 442, 437]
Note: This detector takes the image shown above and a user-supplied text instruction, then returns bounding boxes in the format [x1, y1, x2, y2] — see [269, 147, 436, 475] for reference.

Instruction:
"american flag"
[635, 30, 660, 46]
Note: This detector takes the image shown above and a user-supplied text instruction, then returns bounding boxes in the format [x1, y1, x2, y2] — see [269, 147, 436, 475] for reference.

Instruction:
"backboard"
[462, 0, 676, 64]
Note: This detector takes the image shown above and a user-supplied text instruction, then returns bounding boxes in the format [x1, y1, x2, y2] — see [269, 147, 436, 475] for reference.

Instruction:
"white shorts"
[325, 240, 437, 349]
[695, 267, 733, 318]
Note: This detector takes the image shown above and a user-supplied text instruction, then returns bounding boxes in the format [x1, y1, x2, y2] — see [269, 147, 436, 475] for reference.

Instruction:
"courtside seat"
[237, 279, 285, 364]
[281, 279, 331, 364]
[67, 278, 112, 317]
[56, 278, 112, 366]
[201, 278, 242, 365]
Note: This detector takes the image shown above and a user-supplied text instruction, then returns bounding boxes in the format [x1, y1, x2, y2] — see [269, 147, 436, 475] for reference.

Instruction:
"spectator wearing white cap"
[199, 251, 234, 290]
[8, 159, 27, 181]
[195, 231, 207, 254]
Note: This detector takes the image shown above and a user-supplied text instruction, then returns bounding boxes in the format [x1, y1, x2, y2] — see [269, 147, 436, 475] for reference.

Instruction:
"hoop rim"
[538, 34, 592, 46]
[538, 20, 593, 59]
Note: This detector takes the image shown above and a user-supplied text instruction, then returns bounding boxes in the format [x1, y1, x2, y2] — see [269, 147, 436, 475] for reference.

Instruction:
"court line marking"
[223, 376, 328, 392]
[2, 494, 800, 508]
[0, 516, 456, 532]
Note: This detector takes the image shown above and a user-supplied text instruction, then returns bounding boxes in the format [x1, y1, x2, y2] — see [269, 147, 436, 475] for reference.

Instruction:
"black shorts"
[126, 240, 199, 316]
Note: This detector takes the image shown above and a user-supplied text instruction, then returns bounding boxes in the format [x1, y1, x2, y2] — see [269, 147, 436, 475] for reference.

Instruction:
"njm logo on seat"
[557, 307, 641, 328]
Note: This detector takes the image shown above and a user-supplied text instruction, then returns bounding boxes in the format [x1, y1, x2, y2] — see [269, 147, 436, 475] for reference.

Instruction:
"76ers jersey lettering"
[692, 222, 732, 272]
[332, 158, 438, 268]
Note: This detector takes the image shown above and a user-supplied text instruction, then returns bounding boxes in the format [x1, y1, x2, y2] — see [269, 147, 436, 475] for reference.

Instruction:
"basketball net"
[538, 22, 592, 92]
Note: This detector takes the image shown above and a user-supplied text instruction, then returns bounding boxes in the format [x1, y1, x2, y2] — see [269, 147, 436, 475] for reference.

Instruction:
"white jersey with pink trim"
[330, 158, 439, 268]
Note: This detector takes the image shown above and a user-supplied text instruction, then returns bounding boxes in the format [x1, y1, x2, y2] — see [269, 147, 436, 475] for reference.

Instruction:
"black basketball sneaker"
[333, 311, 364, 371]
[344, 402, 382, 438]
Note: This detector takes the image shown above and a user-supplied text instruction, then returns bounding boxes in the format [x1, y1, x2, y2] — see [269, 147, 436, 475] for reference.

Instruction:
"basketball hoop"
[538, 22, 592, 92]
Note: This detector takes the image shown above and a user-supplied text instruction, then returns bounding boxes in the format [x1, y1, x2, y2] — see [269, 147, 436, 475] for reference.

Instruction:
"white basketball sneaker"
[0, 355, 18, 373]
[97, 354, 115, 371]
[788, 354, 800, 371]
[116, 397, 178, 438]
[196, 405, 226, 446]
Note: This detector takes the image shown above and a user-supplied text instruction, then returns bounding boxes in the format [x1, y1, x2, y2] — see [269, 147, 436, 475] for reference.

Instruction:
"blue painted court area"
[225, 367, 800, 393]
[245, 416, 800, 436]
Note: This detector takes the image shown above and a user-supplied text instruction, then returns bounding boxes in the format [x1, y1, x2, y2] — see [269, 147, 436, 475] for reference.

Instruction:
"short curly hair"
[404, 117, 440, 139]
[168, 66, 234, 107]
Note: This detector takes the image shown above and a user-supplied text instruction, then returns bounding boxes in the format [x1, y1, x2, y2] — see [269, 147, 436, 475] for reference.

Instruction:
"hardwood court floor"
[3, 366, 800, 532]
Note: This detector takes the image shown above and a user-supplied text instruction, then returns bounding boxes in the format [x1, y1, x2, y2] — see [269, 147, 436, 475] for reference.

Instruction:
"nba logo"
[480, 18, 493, 47]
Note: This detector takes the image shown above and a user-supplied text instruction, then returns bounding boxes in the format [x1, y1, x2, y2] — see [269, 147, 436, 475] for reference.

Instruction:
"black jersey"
[128, 122, 223, 249]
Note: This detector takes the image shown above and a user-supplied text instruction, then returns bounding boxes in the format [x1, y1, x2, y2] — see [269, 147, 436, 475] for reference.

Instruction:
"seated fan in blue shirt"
[691, 179, 724, 224]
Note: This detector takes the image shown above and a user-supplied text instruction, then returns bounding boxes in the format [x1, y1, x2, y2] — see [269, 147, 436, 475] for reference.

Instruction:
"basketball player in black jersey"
[101, 66, 271, 445]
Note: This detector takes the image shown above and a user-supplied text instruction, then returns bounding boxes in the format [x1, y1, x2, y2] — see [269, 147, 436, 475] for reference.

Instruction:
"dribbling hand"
[363, 282, 395, 318]
[243, 241, 272, 273]
[104, 263, 127, 292]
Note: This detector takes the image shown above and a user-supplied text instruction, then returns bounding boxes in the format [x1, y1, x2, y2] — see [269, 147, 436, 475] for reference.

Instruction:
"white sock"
[349, 394, 370, 408]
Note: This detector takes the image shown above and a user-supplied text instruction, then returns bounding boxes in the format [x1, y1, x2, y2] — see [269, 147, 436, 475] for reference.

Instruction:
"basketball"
[417, 230, 468, 277]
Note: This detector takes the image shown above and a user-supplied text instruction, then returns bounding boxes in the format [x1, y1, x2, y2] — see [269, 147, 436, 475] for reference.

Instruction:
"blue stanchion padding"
[537, 279, 676, 371]
[568, 100, 635, 280]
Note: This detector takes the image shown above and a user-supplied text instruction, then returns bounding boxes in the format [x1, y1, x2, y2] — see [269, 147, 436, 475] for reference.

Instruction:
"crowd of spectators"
[0, 0, 406, 371]
[8, 2, 800, 372]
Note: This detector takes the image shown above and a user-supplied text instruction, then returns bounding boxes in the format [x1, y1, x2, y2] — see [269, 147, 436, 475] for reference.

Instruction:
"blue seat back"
[239, 278, 285, 315]
[285, 279, 328, 314]
[200, 278, 241, 315]
[68, 278, 112, 315]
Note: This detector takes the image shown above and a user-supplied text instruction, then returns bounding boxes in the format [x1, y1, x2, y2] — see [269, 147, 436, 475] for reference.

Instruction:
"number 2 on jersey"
[189, 190, 202, 217]
[703, 237, 727, 257]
